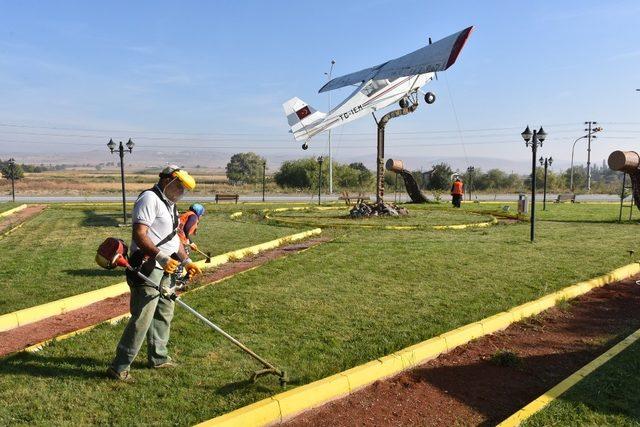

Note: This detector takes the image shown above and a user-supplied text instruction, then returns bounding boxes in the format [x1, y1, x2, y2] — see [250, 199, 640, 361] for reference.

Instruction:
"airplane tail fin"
[283, 97, 326, 142]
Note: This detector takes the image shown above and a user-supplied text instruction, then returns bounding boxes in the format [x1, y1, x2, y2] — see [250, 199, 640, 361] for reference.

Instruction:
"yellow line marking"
[497, 327, 640, 427]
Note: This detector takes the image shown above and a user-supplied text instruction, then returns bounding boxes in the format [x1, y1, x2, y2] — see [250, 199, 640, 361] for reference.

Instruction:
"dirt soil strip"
[0, 237, 329, 357]
[0, 205, 46, 234]
[287, 275, 640, 427]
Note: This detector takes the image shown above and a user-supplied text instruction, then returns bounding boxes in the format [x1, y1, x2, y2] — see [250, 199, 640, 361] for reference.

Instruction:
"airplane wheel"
[424, 92, 436, 104]
[302, 143, 308, 150]
[399, 98, 409, 109]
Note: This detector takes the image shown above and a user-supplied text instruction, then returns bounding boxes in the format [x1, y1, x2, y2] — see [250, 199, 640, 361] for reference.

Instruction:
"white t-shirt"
[130, 186, 180, 260]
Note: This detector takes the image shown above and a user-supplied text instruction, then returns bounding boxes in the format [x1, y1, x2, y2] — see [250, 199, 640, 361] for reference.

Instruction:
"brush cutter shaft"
[193, 247, 209, 258]
[173, 298, 280, 372]
[130, 267, 281, 374]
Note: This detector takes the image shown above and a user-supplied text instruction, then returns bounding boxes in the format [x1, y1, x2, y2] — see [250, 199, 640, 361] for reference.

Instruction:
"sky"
[0, 0, 639, 172]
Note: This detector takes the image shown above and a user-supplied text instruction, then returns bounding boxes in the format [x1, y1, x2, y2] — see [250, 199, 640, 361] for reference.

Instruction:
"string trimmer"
[96, 237, 287, 386]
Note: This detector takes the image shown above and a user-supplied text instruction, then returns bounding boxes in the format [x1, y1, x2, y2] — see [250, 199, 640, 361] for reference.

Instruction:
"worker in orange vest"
[178, 203, 205, 252]
[451, 177, 464, 208]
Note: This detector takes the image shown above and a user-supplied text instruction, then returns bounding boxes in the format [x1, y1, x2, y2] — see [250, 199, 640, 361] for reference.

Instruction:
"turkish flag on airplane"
[295, 106, 311, 120]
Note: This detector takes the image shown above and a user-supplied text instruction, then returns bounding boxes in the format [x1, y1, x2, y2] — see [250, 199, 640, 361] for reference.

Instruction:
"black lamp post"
[317, 156, 324, 205]
[466, 166, 475, 201]
[539, 156, 553, 211]
[108, 138, 135, 225]
[7, 158, 17, 202]
[521, 126, 547, 242]
[262, 161, 266, 203]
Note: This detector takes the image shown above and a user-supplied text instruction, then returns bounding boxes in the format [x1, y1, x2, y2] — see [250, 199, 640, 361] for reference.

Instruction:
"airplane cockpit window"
[361, 79, 389, 97]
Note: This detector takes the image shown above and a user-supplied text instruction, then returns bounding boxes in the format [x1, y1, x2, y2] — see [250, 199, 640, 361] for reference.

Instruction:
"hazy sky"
[1, 0, 639, 171]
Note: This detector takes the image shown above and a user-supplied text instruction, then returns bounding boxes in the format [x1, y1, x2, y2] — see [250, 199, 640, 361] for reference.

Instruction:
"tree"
[1, 160, 24, 181]
[1, 159, 24, 202]
[274, 158, 317, 189]
[225, 152, 265, 184]
[426, 162, 453, 190]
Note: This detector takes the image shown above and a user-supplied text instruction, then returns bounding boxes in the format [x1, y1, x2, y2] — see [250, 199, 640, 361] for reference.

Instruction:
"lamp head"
[107, 139, 116, 153]
[521, 126, 532, 143]
[126, 138, 135, 152]
[537, 127, 547, 142]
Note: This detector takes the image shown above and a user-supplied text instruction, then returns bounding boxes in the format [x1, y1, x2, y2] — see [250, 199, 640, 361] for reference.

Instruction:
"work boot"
[106, 367, 135, 383]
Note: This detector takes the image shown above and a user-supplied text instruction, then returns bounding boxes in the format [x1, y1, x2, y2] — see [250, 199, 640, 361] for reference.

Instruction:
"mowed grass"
[524, 339, 640, 426]
[0, 203, 297, 314]
[1, 204, 640, 425]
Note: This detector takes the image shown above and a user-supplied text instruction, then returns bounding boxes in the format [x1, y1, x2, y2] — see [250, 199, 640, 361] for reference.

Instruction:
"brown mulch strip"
[0, 205, 46, 234]
[287, 275, 640, 427]
[0, 237, 329, 357]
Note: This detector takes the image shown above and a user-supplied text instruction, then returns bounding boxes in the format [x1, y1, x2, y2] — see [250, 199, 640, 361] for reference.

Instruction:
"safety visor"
[172, 169, 196, 191]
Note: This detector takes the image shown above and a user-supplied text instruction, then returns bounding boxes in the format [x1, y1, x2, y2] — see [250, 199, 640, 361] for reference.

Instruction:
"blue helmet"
[190, 203, 205, 217]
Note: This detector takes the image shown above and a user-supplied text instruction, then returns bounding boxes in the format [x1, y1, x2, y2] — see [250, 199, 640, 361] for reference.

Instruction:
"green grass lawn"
[0, 203, 297, 314]
[524, 339, 640, 426]
[1, 203, 640, 425]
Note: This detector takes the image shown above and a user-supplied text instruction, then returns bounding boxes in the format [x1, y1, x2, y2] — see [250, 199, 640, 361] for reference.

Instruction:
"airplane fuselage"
[301, 72, 433, 141]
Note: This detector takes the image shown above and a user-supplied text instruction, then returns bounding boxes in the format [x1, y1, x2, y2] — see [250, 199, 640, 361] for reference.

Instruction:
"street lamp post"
[521, 126, 547, 242]
[7, 158, 16, 202]
[539, 156, 553, 211]
[108, 138, 135, 225]
[466, 166, 475, 201]
[262, 161, 266, 203]
[324, 60, 335, 194]
[317, 156, 324, 205]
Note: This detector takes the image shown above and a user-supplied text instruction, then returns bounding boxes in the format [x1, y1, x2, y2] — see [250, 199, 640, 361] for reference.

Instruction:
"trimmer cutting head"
[250, 368, 288, 387]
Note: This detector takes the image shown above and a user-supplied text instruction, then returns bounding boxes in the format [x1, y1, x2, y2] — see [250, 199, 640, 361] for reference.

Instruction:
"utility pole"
[262, 161, 266, 202]
[585, 121, 596, 192]
[325, 60, 335, 194]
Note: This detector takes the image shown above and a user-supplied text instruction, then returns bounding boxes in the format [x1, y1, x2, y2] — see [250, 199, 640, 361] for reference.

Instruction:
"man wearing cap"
[107, 165, 202, 382]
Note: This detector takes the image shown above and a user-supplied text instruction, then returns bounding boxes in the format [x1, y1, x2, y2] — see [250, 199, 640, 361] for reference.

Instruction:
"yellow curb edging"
[0, 204, 27, 217]
[497, 326, 640, 427]
[261, 206, 498, 231]
[0, 228, 322, 333]
[195, 262, 640, 427]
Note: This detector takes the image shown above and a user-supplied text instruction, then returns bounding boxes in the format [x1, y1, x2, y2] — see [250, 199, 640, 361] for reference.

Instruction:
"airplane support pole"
[376, 104, 418, 204]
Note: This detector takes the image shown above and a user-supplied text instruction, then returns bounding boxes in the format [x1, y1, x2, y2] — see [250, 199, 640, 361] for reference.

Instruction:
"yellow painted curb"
[497, 326, 640, 427]
[0, 204, 27, 217]
[0, 228, 322, 333]
[264, 206, 498, 231]
[197, 262, 640, 427]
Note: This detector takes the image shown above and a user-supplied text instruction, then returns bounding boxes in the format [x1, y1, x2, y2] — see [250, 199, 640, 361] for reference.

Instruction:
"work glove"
[156, 251, 180, 274]
[185, 262, 202, 278]
[189, 242, 198, 251]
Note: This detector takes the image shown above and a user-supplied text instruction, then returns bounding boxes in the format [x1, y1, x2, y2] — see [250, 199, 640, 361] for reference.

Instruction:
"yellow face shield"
[173, 169, 196, 191]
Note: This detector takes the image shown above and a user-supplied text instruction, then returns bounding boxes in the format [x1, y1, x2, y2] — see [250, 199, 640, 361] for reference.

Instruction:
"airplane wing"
[318, 63, 385, 93]
[319, 26, 473, 93]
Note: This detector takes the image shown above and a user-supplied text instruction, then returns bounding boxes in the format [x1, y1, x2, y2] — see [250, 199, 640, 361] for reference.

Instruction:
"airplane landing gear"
[424, 92, 436, 104]
[302, 143, 308, 150]
[399, 98, 409, 109]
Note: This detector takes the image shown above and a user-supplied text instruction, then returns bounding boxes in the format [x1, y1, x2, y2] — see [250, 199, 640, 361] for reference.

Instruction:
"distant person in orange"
[451, 177, 464, 208]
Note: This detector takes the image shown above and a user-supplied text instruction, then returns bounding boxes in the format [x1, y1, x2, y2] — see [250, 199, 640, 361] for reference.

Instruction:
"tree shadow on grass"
[81, 209, 120, 227]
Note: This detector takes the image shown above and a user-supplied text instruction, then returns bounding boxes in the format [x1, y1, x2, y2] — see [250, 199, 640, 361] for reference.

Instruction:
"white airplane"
[283, 26, 473, 150]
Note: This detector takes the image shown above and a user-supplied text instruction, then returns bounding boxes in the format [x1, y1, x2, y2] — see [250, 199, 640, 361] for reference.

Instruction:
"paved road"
[0, 193, 625, 203]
